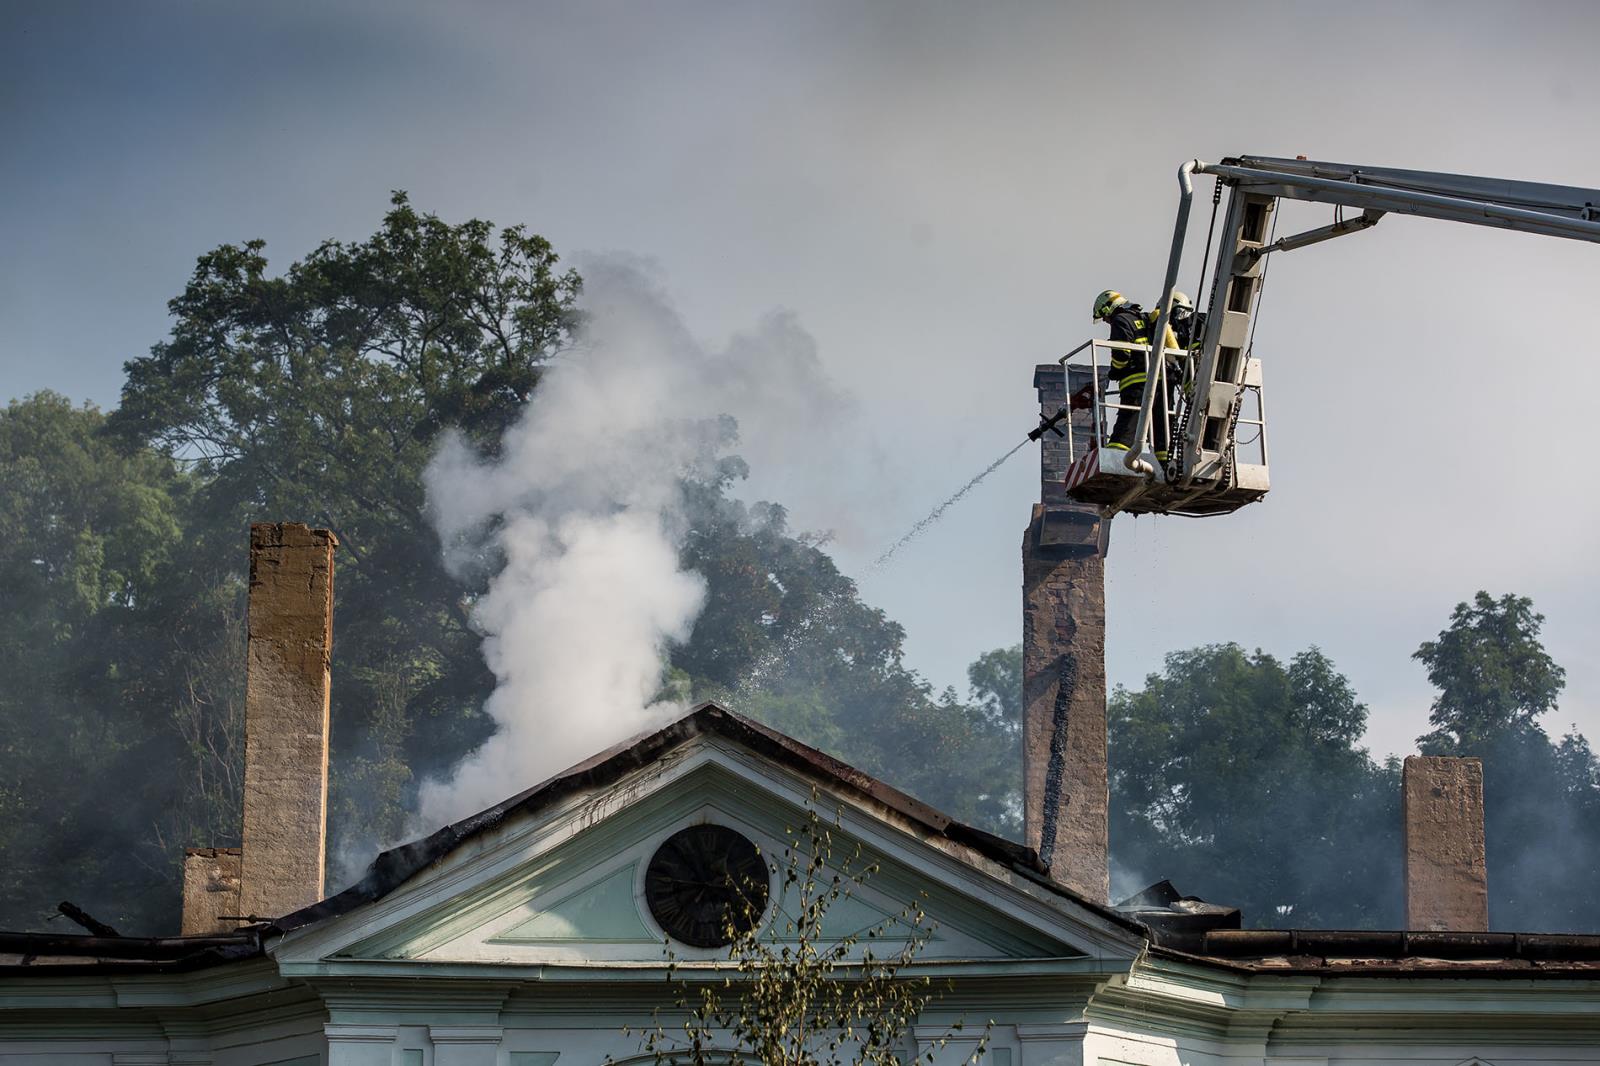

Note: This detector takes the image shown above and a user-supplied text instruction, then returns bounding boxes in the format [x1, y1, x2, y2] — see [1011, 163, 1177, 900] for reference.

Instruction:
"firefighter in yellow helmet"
[1092, 290, 1180, 461]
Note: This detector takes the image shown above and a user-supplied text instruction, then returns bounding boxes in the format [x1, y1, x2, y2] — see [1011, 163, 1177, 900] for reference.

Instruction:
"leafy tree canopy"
[0, 393, 209, 929]
[109, 193, 587, 794]
[1415, 591, 1566, 752]
[1413, 592, 1596, 931]
[678, 478, 1019, 836]
[1109, 643, 1400, 928]
[0, 196, 1017, 933]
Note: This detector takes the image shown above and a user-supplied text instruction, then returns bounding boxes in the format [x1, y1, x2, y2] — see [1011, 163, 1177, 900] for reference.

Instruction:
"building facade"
[5, 706, 1600, 1066]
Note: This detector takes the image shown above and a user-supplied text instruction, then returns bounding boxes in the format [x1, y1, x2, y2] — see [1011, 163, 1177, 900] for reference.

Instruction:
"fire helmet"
[1092, 290, 1126, 321]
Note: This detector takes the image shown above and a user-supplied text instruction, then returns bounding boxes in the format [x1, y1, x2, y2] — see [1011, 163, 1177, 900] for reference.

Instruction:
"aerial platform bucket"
[1052, 339, 1269, 518]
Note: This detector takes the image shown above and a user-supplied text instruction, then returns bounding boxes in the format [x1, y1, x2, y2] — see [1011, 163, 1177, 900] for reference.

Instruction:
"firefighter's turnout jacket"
[1105, 303, 1182, 459]
[1105, 304, 1179, 389]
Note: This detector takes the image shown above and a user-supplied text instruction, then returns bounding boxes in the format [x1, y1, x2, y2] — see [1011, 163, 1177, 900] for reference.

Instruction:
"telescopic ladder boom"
[1078, 155, 1600, 517]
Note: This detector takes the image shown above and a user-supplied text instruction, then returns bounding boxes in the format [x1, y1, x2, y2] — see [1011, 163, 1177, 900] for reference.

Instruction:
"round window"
[643, 824, 769, 948]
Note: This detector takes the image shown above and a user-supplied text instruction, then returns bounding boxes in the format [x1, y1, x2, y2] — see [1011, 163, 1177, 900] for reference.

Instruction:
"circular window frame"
[641, 822, 772, 949]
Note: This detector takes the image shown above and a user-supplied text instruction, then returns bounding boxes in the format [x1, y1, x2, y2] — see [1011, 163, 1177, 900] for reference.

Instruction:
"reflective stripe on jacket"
[1107, 304, 1180, 388]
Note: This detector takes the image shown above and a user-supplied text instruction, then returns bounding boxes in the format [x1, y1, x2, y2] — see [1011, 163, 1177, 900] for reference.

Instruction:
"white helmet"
[1168, 290, 1193, 310]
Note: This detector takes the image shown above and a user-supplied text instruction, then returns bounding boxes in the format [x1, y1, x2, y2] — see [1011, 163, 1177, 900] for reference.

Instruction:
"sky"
[3, 0, 1597, 760]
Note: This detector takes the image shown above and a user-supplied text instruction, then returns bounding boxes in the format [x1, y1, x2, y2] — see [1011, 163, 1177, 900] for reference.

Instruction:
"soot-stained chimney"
[237, 522, 337, 920]
[1022, 364, 1110, 902]
[1403, 755, 1489, 931]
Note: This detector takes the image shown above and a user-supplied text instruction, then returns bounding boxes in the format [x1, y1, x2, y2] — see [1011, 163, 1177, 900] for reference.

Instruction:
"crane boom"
[1211, 156, 1600, 242]
[1158, 153, 1593, 512]
[1056, 156, 1599, 517]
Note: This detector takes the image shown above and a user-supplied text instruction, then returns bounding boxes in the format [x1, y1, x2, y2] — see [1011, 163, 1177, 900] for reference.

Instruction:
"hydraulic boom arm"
[1213, 156, 1600, 241]
[1146, 156, 1600, 500]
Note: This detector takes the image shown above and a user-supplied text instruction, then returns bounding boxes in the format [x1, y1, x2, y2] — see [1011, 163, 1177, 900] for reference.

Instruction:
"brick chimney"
[178, 523, 336, 932]
[1022, 364, 1110, 902]
[237, 522, 338, 920]
[1402, 755, 1489, 931]
[180, 847, 241, 935]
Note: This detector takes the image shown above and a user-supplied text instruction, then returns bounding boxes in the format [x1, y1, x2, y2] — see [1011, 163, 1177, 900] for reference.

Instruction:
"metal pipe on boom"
[1116, 160, 1197, 488]
[1065, 154, 1600, 520]
[1102, 160, 1202, 517]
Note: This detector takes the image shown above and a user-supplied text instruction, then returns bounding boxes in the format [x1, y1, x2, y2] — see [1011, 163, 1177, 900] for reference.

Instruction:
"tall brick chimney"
[1402, 755, 1489, 931]
[237, 522, 338, 920]
[1022, 364, 1110, 902]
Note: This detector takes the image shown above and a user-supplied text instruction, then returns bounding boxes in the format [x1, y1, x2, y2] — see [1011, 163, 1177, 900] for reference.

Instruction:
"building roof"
[0, 932, 260, 974]
[1161, 928, 1600, 976]
[6, 701, 1600, 977]
[271, 701, 1146, 938]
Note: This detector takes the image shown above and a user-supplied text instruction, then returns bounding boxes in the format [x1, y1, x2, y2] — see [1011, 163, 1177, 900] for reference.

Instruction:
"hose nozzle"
[1028, 405, 1070, 442]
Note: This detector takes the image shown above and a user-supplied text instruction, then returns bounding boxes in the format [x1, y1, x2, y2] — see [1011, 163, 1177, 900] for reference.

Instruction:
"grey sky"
[4, 1, 1597, 759]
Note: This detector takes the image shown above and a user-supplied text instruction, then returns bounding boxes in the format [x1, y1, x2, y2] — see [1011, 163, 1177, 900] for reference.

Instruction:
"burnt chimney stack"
[1021, 364, 1110, 902]
[1403, 755, 1489, 931]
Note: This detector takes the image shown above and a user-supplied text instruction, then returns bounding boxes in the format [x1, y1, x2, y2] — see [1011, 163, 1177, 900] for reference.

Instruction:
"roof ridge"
[269, 701, 1142, 937]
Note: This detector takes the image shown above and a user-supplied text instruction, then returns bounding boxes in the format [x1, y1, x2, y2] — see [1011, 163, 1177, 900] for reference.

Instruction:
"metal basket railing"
[1057, 339, 1192, 466]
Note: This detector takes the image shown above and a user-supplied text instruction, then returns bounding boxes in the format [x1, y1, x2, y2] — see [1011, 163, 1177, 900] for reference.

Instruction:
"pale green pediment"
[491, 863, 924, 947]
[284, 743, 1139, 969]
[786, 890, 929, 944]
[494, 864, 654, 943]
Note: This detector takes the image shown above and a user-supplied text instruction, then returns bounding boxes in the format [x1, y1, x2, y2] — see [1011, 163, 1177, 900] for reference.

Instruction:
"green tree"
[1108, 644, 1400, 927]
[674, 480, 1019, 838]
[966, 645, 1021, 735]
[109, 194, 586, 859]
[1415, 591, 1566, 752]
[93, 193, 1014, 912]
[0, 393, 219, 930]
[1415, 592, 1599, 931]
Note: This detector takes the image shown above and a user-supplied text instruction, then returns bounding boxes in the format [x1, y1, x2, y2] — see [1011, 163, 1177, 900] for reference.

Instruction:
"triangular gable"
[384, 797, 1006, 964]
[489, 862, 915, 947]
[494, 864, 652, 942]
[273, 707, 1146, 975]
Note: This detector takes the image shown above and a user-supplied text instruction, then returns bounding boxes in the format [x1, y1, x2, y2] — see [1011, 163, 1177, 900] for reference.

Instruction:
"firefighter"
[1166, 290, 1205, 351]
[1092, 290, 1179, 460]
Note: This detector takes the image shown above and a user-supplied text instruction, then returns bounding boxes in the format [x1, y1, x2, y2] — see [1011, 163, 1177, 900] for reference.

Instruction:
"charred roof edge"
[270, 702, 1146, 938]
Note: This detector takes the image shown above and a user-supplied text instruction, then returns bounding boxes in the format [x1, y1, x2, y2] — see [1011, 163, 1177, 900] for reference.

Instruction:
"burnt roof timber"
[0, 931, 262, 974]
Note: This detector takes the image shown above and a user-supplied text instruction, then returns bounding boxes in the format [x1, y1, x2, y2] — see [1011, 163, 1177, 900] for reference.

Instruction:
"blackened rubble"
[1117, 879, 1600, 975]
[1188, 927, 1600, 975]
[0, 931, 261, 973]
[1115, 879, 1241, 953]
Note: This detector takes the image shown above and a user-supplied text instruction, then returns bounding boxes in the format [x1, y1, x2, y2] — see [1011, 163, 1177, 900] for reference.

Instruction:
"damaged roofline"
[270, 701, 1149, 939]
[1199, 927, 1600, 961]
[0, 930, 263, 974]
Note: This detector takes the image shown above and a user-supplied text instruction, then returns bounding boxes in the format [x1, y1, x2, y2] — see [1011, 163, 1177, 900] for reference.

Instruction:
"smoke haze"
[14, 3, 1598, 760]
[416, 258, 855, 828]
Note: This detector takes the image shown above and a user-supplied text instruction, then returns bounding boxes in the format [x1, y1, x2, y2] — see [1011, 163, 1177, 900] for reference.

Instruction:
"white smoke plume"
[414, 256, 855, 829]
